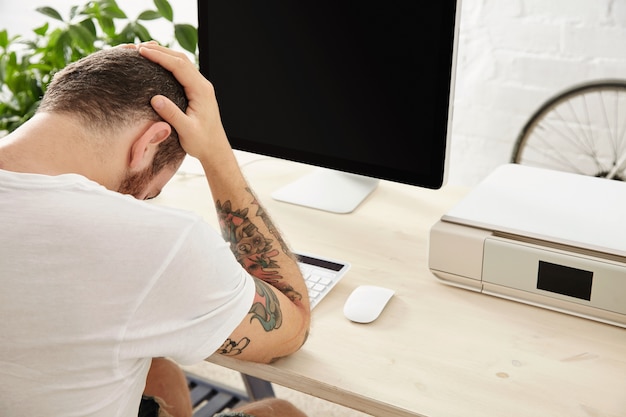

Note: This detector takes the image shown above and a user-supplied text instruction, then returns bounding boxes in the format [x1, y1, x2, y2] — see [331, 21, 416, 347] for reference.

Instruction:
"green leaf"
[33, 23, 49, 37]
[41, 27, 62, 49]
[0, 30, 8, 49]
[78, 2, 99, 17]
[100, 4, 127, 19]
[36, 7, 64, 22]
[27, 63, 53, 72]
[174, 24, 197, 54]
[68, 24, 97, 52]
[137, 10, 162, 21]
[132, 22, 153, 43]
[154, 0, 173, 22]
[69, 5, 79, 21]
[98, 16, 117, 37]
[112, 23, 137, 45]
[7, 51, 17, 72]
[78, 18, 97, 38]
[54, 31, 72, 67]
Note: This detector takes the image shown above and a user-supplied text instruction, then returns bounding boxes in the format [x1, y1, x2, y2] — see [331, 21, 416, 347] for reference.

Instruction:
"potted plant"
[0, 0, 197, 136]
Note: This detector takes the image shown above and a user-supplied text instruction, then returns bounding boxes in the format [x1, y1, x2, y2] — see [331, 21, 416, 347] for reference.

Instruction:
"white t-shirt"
[0, 169, 256, 416]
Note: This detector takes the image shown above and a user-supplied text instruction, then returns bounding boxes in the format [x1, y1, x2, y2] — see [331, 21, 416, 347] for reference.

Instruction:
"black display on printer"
[536, 261, 593, 301]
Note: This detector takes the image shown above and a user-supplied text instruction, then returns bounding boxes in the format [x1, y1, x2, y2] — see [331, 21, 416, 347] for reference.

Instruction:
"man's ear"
[128, 121, 172, 170]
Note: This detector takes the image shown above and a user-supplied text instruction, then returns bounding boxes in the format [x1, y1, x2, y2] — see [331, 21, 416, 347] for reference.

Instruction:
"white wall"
[2, 0, 626, 186]
[451, 0, 626, 185]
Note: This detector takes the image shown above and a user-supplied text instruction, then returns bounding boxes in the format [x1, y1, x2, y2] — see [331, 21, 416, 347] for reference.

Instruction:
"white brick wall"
[2, 0, 626, 187]
[450, 0, 626, 186]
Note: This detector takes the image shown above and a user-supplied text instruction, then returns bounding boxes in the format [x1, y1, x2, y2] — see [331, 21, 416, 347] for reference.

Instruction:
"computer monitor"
[197, 1, 460, 213]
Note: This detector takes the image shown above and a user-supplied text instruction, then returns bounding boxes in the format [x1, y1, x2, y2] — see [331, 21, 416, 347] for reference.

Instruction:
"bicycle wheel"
[511, 80, 626, 180]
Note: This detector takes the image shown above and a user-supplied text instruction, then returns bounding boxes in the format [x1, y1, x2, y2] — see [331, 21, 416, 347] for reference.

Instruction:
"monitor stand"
[271, 167, 379, 214]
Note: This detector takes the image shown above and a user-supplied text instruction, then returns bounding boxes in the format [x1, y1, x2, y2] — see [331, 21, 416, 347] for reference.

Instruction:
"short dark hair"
[38, 48, 188, 174]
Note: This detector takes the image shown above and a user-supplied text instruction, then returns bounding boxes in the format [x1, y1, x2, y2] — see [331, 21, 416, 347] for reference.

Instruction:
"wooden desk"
[154, 154, 626, 417]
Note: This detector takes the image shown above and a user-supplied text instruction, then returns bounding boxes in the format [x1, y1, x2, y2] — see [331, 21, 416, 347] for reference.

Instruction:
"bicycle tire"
[511, 80, 626, 181]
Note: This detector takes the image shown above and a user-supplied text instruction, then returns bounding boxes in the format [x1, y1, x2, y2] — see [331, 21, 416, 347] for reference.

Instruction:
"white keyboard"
[296, 252, 350, 309]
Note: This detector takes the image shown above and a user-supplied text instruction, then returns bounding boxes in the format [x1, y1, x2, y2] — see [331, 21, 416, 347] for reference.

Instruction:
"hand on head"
[135, 43, 230, 164]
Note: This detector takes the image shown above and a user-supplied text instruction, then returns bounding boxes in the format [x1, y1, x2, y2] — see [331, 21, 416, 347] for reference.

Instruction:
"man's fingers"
[151, 95, 185, 132]
[116, 41, 159, 50]
[139, 42, 185, 56]
[138, 44, 210, 102]
[138, 44, 195, 79]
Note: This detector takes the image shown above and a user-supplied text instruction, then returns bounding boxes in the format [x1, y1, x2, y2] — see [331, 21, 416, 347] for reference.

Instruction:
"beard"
[117, 166, 153, 198]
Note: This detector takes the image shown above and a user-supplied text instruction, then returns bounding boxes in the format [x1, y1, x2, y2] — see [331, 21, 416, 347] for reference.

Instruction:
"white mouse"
[343, 285, 395, 323]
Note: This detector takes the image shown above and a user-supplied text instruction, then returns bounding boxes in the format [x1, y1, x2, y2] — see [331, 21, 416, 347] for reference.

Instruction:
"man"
[0, 44, 310, 417]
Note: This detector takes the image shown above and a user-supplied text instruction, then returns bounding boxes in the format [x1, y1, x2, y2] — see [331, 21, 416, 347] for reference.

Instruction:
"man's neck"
[0, 112, 123, 189]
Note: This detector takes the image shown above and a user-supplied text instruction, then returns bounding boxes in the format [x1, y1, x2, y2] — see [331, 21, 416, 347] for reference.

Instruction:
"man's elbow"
[265, 312, 310, 364]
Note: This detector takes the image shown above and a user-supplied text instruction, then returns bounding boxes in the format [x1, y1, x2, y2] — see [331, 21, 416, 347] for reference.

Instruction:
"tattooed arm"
[212, 185, 312, 363]
[140, 43, 310, 363]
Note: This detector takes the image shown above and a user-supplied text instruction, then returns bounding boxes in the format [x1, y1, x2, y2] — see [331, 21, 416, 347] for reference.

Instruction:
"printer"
[429, 164, 626, 328]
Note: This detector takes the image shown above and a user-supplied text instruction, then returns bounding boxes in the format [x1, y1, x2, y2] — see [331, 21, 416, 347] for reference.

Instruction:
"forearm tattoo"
[216, 189, 303, 304]
[218, 337, 250, 356]
[214, 189, 308, 357]
[250, 279, 282, 330]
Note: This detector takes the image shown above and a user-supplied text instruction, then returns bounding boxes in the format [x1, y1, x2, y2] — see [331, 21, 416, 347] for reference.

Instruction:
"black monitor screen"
[197, 1, 459, 189]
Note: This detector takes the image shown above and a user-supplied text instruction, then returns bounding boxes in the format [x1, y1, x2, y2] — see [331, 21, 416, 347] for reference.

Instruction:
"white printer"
[429, 164, 626, 328]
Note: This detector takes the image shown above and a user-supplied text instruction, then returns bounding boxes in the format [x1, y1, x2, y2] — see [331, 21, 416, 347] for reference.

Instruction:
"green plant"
[0, 0, 198, 135]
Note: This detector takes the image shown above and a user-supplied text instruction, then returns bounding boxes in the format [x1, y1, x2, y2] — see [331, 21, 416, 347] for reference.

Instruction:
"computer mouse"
[343, 285, 395, 323]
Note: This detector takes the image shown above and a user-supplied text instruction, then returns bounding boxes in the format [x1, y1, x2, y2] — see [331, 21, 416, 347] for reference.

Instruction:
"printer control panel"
[482, 236, 626, 321]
